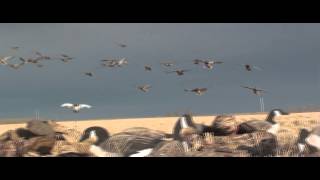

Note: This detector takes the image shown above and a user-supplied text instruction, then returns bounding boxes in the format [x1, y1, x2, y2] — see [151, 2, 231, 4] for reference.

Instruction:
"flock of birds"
[1, 109, 320, 157]
[0, 43, 265, 102]
[2, 43, 314, 157]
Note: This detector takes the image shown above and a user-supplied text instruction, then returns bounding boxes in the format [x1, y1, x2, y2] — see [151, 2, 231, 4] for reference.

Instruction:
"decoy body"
[237, 109, 289, 135]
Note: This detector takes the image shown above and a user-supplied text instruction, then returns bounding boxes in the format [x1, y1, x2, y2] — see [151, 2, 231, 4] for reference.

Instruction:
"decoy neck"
[265, 109, 289, 124]
[297, 128, 310, 153]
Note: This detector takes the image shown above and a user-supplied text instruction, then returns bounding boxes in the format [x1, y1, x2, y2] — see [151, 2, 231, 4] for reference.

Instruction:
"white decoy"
[61, 103, 92, 113]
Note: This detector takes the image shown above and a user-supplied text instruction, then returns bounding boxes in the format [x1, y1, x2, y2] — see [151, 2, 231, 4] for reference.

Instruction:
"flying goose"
[198, 60, 223, 69]
[101, 58, 128, 67]
[84, 72, 94, 77]
[115, 42, 127, 48]
[184, 88, 207, 95]
[0, 56, 14, 65]
[137, 85, 151, 92]
[144, 65, 152, 71]
[242, 64, 262, 72]
[237, 109, 289, 135]
[11, 46, 20, 50]
[35, 51, 51, 60]
[241, 86, 266, 96]
[7, 62, 25, 70]
[160, 61, 175, 67]
[166, 69, 191, 76]
[61, 103, 92, 113]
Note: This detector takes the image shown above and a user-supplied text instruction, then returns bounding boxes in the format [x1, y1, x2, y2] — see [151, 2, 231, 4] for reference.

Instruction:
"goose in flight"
[137, 85, 151, 92]
[193, 59, 223, 69]
[241, 86, 266, 96]
[144, 65, 152, 71]
[242, 64, 262, 72]
[35, 51, 51, 60]
[115, 42, 127, 48]
[101, 58, 128, 67]
[84, 72, 94, 77]
[61, 103, 92, 113]
[7, 62, 25, 70]
[11, 46, 20, 50]
[166, 69, 191, 76]
[160, 61, 175, 67]
[184, 88, 207, 95]
[202, 60, 223, 69]
[0, 56, 14, 65]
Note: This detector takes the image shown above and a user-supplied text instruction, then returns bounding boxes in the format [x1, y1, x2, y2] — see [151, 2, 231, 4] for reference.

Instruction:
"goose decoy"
[61, 103, 92, 113]
[211, 115, 238, 136]
[295, 126, 320, 156]
[80, 126, 110, 145]
[241, 86, 266, 96]
[215, 131, 278, 157]
[172, 114, 205, 144]
[138, 140, 186, 157]
[184, 88, 207, 96]
[26, 120, 55, 137]
[165, 69, 191, 76]
[0, 56, 13, 65]
[237, 109, 289, 135]
[144, 65, 152, 71]
[137, 85, 151, 93]
[305, 126, 320, 150]
[98, 127, 168, 157]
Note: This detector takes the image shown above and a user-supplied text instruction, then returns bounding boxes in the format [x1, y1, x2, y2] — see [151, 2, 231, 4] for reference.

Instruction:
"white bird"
[61, 103, 92, 113]
[0, 56, 14, 65]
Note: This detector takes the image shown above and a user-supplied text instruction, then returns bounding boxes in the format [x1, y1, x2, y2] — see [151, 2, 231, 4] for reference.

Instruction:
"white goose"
[61, 103, 92, 113]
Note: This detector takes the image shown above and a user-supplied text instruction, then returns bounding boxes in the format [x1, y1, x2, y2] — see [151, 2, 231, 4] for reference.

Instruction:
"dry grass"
[0, 112, 319, 157]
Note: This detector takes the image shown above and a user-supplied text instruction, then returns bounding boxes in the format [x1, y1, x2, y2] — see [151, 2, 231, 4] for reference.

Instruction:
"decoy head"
[80, 126, 110, 145]
[297, 128, 310, 153]
[270, 109, 290, 116]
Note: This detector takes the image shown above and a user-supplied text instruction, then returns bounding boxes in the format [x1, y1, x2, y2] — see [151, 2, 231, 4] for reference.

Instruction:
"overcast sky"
[0, 23, 319, 120]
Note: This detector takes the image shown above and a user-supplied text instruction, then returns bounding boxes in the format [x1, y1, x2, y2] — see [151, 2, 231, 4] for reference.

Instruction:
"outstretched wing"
[214, 61, 224, 64]
[2, 56, 13, 61]
[79, 104, 92, 109]
[252, 66, 262, 71]
[61, 103, 74, 108]
[241, 86, 253, 90]
[199, 88, 208, 92]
